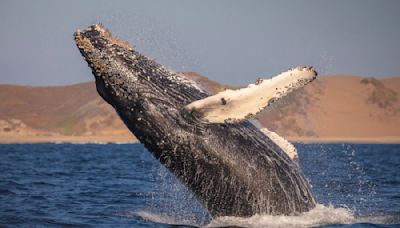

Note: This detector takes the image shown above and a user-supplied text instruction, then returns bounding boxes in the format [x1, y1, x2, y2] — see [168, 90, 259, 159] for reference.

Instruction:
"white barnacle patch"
[107, 58, 138, 84]
[186, 67, 317, 123]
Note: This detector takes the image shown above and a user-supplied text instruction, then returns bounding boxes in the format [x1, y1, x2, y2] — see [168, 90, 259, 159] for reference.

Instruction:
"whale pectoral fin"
[185, 66, 317, 123]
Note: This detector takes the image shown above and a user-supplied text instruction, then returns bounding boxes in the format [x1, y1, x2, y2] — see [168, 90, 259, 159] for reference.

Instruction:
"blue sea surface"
[0, 143, 399, 227]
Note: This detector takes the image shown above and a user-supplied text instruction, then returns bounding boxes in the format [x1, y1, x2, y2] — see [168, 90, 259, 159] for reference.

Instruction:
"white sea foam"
[208, 204, 355, 228]
[126, 204, 360, 228]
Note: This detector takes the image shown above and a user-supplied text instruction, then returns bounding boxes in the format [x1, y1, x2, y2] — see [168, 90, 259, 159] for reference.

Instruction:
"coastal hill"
[0, 73, 399, 143]
[0, 83, 133, 143]
[258, 75, 400, 143]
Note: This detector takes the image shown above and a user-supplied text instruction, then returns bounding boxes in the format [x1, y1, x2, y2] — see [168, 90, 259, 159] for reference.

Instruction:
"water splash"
[126, 204, 356, 227]
[208, 204, 355, 228]
[126, 206, 400, 227]
[128, 204, 400, 227]
[138, 164, 211, 226]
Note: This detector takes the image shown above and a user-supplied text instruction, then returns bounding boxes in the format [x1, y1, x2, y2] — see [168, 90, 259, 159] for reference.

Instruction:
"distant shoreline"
[0, 136, 136, 144]
[288, 137, 400, 144]
[1, 136, 400, 145]
[1, 75, 400, 147]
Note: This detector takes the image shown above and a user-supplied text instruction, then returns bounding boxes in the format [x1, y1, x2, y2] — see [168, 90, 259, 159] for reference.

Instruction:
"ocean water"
[0, 143, 399, 227]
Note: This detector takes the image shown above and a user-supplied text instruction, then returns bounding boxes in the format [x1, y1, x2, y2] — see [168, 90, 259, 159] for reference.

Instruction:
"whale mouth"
[74, 28, 111, 105]
[74, 24, 133, 54]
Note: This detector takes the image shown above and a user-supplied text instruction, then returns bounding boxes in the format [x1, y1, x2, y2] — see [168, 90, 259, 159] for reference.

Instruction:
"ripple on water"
[0, 143, 399, 227]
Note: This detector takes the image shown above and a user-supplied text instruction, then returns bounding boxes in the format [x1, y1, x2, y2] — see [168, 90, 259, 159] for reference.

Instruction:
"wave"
[119, 210, 201, 227]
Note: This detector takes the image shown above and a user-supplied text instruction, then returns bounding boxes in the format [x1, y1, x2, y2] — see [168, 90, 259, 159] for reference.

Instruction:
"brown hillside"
[382, 77, 400, 93]
[0, 73, 399, 143]
[0, 82, 132, 142]
[257, 75, 400, 141]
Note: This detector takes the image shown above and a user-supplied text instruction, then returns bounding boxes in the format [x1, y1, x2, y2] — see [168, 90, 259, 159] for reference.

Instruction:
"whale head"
[74, 24, 210, 146]
[74, 24, 207, 127]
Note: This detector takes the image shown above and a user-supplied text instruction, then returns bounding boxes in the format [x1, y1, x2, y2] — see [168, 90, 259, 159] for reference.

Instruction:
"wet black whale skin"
[74, 24, 316, 217]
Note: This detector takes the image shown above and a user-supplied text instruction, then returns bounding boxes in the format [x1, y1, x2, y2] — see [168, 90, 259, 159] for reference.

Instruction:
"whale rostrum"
[74, 24, 317, 217]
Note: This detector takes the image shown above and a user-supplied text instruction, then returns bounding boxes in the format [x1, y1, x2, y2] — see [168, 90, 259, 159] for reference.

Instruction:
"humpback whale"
[74, 24, 317, 217]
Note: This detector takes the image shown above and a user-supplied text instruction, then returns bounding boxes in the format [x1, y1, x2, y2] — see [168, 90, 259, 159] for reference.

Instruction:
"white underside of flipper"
[186, 66, 317, 123]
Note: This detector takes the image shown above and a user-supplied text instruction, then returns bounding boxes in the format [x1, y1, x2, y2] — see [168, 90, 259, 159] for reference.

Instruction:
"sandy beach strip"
[1, 136, 400, 144]
[0, 135, 137, 144]
[288, 136, 400, 144]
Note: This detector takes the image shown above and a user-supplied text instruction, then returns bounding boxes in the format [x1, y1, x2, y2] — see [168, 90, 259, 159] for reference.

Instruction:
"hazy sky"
[0, 0, 399, 86]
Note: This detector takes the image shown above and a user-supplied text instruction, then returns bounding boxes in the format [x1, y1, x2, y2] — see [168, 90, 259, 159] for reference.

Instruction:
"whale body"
[74, 24, 316, 217]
